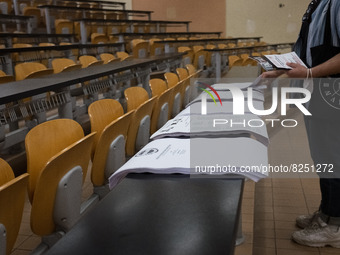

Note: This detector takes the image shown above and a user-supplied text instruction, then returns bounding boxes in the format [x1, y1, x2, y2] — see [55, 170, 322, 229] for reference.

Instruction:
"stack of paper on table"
[109, 137, 268, 189]
[178, 100, 264, 116]
[209, 82, 267, 90]
[150, 114, 269, 146]
[187, 86, 265, 107]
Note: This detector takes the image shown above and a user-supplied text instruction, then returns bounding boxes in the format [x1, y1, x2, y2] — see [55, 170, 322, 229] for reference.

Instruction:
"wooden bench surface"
[45, 173, 244, 255]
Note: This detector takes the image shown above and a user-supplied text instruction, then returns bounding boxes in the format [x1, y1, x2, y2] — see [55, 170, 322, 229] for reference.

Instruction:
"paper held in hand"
[251, 51, 307, 71]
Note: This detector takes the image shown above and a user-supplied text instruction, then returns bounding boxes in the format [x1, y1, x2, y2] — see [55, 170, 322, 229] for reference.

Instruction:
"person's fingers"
[286, 62, 298, 68]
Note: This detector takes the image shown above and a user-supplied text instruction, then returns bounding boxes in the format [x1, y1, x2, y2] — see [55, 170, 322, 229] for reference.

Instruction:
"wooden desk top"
[45, 173, 244, 255]
[38, 5, 153, 14]
[0, 42, 124, 54]
[73, 18, 191, 25]
[0, 53, 183, 104]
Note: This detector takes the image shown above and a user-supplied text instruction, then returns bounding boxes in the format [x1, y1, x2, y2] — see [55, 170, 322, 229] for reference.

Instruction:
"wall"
[132, 0, 311, 43]
[110, 0, 132, 9]
[132, 0, 226, 35]
[226, 0, 310, 43]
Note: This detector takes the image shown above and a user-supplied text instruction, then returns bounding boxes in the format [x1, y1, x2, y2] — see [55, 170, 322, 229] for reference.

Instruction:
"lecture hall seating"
[0, 1, 289, 254]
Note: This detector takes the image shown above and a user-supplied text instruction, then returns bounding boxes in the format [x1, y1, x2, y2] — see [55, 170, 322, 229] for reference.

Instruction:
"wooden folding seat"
[51, 58, 82, 73]
[74, 22, 91, 42]
[107, 25, 121, 35]
[124, 87, 156, 156]
[176, 67, 192, 107]
[120, 23, 132, 33]
[78, 55, 103, 68]
[178, 46, 194, 65]
[144, 24, 157, 33]
[254, 41, 267, 46]
[89, 2, 100, 9]
[218, 43, 228, 49]
[55, 19, 74, 34]
[14, 62, 53, 81]
[25, 119, 95, 252]
[176, 67, 189, 81]
[12, 43, 34, 63]
[38, 42, 61, 66]
[128, 39, 143, 54]
[251, 52, 262, 57]
[16, 0, 30, 14]
[205, 44, 217, 68]
[90, 11, 105, 20]
[91, 24, 107, 35]
[90, 33, 109, 44]
[22, 7, 42, 29]
[132, 40, 149, 59]
[88, 99, 133, 198]
[185, 64, 202, 100]
[60, 1, 77, 7]
[32, 0, 52, 6]
[185, 64, 199, 77]
[193, 48, 207, 70]
[149, 79, 172, 134]
[100, 53, 120, 64]
[237, 41, 247, 47]
[0, 0, 13, 14]
[227, 43, 236, 48]
[147, 24, 157, 33]
[228, 55, 243, 67]
[133, 24, 146, 33]
[193, 45, 204, 53]
[159, 24, 167, 33]
[242, 58, 258, 66]
[58, 42, 78, 62]
[163, 37, 176, 53]
[89, 99, 124, 154]
[108, 35, 119, 43]
[0, 70, 14, 83]
[116, 12, 125, 20]
[149, 38, 163, 56]
[240, 54, 258, 66]
[0, 159, 28, 255]
[164, 72, 183, 118]
[116, 51, 133, 61]
[105, 12, 118, 20]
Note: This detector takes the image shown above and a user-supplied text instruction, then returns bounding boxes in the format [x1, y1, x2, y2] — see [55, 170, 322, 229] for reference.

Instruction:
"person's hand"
[286, 63, 308, 78]
[260, 70, 286, 78]
[257, 70, 286, 87]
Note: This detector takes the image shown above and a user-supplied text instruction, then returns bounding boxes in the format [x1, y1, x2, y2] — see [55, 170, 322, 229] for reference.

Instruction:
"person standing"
[262, 0, 340, 248]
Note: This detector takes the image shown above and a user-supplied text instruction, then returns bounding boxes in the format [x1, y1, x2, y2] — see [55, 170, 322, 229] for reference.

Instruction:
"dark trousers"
[304, 117, 340, 218]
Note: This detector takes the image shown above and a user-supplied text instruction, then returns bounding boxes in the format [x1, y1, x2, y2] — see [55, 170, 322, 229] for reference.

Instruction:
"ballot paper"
[108, 137, 268, 189]
[178, 100, 264, 116]
[150, 114, 269, 146]
[210, 81, 266, 90]
[187, 86, 265, 107]
[251, 52, 307, 71]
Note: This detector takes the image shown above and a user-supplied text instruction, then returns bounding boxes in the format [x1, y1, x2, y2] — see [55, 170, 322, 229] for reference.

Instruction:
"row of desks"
[72, 18, 192, 44]
[0, 52, 183, 130]
[0, 13, 34, 33]
[0, 42, 125, 75]
[43, 69, 260, 255]
[203, 43, 295, 79]
[45, 174, 244, 255]
[0, 53, 183, 105]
